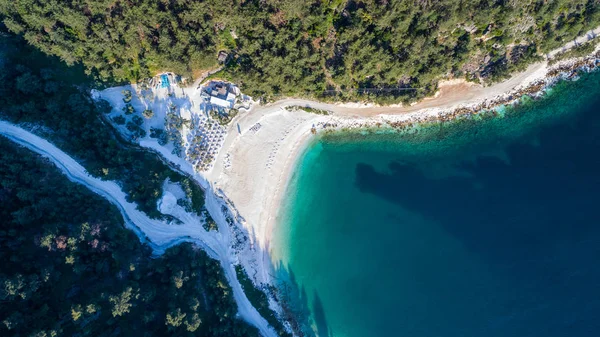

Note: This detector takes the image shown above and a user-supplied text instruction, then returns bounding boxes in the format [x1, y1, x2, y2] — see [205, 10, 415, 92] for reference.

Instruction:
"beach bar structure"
[210, 96, 234, 109]
[200, 80, 241, 110]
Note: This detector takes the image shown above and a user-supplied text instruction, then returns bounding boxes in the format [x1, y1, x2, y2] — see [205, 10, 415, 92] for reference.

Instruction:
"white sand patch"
[157, 179, 207, 230]
[157, 191, 178, 216]
[206, 106, 332, 284]
[157, 179, 189, 219]
[163, 178, 187, 200]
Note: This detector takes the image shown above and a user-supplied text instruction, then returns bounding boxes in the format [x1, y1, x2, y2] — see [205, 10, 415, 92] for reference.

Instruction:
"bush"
[126, 121, 137, 133]
[150, 127, 169, 145]
[121, 89, 132, 103]
[142, 109, 154, 119]
[158, 134, 168, 145]
[123, 104, 135, 115]
[112, 115, 126, 125]
[150, 127, 163, 138]
[96, 99, 113, 114]
[132, 115, 143, 126]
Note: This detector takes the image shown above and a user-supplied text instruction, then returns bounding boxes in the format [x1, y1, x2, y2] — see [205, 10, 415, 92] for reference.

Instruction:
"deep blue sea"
[271, 71, 600, 337]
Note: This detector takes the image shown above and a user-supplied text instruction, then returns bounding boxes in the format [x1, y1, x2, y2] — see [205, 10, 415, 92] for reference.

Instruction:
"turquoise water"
[271, 71, 600, 337]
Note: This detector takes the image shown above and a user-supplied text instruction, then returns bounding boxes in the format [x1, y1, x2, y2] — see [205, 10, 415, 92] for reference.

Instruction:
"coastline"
[262, 124, 319, 270]
[3, 16, 600, 337]
[209, 42, 600, 291]
[4, 44, 597, 337]
[227, 47, 600, 335]
[256, 68, 600, 337]
[89, 28, 600, 335]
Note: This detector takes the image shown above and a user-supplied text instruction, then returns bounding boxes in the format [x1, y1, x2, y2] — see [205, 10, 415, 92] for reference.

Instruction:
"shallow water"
[271, 71, 600, 337]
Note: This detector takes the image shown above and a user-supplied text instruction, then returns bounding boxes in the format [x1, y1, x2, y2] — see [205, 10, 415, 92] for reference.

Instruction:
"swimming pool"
[160, 74, 169, 88]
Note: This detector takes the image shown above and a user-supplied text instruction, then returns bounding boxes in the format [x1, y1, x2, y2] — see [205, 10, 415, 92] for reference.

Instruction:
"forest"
[2, 0, 600, 102]
[0, 138, 258, 336]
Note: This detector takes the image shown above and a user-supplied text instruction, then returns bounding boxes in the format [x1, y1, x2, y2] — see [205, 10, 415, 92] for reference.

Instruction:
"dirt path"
[252, 26, 600, 118]
[192, 66, 224, 88]
[258, 60, 545, 118]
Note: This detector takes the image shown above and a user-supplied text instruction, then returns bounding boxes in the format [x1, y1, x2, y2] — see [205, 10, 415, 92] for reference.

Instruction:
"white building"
[210, 96, 234, 109]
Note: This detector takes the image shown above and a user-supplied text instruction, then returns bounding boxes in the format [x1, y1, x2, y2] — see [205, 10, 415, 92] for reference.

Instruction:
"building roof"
[210, 96, 233, 108]
[217, 51, 229, 62]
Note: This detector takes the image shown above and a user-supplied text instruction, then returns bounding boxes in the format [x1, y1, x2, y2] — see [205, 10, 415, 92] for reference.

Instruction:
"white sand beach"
[206, 106, 331, 280]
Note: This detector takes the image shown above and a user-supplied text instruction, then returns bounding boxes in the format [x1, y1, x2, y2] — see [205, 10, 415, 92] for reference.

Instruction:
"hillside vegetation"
[0, 138, 258, 337]
[0, 35, 204, 218]
[2, 0, 599, 102]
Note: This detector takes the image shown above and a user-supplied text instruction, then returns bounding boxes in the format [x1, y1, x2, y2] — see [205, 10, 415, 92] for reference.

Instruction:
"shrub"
[112, 115, 126, 125]
[142, 109, 154, 119]
[132, 115, 143, 126]
[123, 104, 135, 115]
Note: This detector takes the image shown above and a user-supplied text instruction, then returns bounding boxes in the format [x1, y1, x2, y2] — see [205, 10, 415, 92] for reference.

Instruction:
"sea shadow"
[312, 292, 332, 337]
[273, 261, 332, 337]
[354, 101, 600, 267]
[348, 102, 600, 335]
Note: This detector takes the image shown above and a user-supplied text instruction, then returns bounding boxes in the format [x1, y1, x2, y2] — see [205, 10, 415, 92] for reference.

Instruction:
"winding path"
[0, 121, 277, 337]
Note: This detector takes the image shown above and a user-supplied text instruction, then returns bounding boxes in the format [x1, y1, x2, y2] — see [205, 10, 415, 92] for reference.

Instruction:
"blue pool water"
[160, 74, 169, 88]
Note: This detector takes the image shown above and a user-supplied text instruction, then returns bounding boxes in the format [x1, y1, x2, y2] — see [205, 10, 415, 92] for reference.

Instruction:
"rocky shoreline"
[313, 47, 600, 135]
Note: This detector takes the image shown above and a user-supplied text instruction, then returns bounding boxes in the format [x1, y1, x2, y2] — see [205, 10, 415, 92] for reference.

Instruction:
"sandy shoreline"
[206, 106, 332, 281]
[261, 119, 318, 267]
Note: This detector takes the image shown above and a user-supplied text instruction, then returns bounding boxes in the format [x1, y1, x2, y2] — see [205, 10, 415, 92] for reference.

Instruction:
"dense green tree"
[110, 287, 136, 317]
[0, 138, 259, 337]
[2, 0, 598, 102]
[166, 308, 187, 328]
[142, 109, 154, 119]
